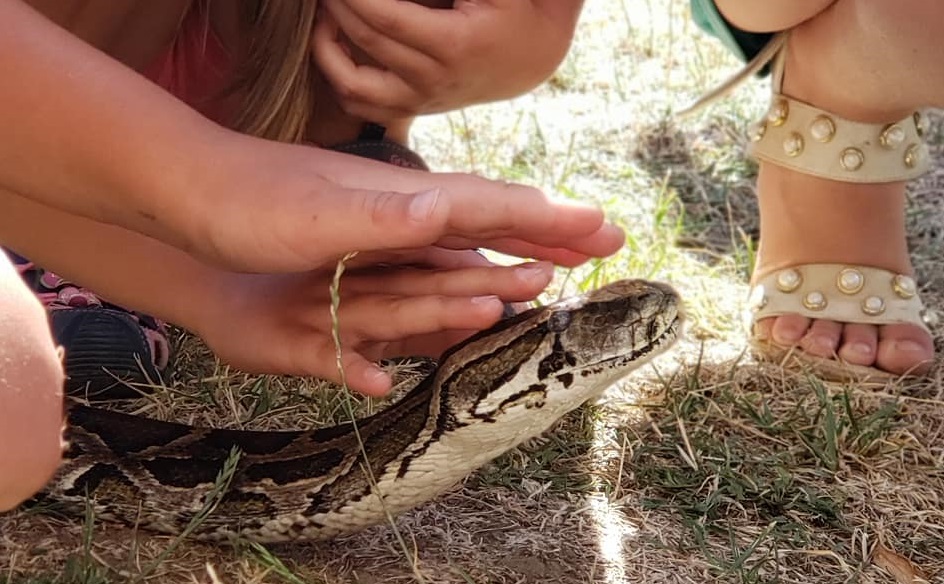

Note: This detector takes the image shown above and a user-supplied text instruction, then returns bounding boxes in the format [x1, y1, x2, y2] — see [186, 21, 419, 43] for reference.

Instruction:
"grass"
[3, 0, 944, 582]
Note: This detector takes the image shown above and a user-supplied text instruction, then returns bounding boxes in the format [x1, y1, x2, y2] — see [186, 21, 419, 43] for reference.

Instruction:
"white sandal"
[689, 33, 933, 381]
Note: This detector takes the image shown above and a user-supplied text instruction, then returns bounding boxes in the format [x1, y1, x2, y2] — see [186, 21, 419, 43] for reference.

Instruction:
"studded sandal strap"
[748, 264, 927, 331]
[682, 29, 932, 184]
[747, 94, 930, 183]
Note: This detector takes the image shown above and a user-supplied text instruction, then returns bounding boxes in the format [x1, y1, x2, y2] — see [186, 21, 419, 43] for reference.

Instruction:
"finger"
[325, 0, 464, 57]
[330, 349, 393, 396]
[507, 301, 533, 315]
[336, 293, 505, 341]
[312, 13, 431, 115]
[438, 237, 590, 267]
[286, 182, 450, 261]
[436, 234, 622, 267]
[329, 92, 431, 123]
[320, 0, 445, 83]
[275, 333, 394, 396]
[438, 197, 622, 252]
[382, 328, 481, 360]
[306, 152, 624, 260]
[342, 261, 553, 300]
[313, 156, 623, 254]
[346, 247, 494, 270]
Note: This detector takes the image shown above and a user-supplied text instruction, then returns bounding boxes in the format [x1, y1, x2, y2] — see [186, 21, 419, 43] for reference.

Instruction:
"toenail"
[891, 340, 927, 354]
[774, 329, 804, 344]
[847, 342, 873, 357]
[809, 336, 836, 352]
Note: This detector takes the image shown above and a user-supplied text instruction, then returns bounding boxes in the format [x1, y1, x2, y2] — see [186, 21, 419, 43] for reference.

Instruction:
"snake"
[39, 279, 681, 543]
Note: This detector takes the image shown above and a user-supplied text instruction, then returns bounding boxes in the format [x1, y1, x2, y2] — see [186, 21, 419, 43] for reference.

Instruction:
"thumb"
[315, 186, 450, 256]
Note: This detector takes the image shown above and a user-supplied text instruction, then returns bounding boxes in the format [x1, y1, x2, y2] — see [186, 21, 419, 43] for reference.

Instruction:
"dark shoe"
[8, 250, 170, 398]
[329, 123, 430, 170]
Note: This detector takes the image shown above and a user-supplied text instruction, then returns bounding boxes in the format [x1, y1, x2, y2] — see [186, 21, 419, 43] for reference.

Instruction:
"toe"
[799, 319, 843, 358]
[770, 314, 812, 346]
[837, 323, 878, 366]
[876, 323, 934, 376]
[754, 317, 775, 341]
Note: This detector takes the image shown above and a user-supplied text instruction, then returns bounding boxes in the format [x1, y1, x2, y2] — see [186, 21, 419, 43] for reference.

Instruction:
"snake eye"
[547, 310, 572, 332]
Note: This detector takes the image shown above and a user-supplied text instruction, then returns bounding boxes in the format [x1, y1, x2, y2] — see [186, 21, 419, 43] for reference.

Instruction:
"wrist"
[127, 122, 246, 261]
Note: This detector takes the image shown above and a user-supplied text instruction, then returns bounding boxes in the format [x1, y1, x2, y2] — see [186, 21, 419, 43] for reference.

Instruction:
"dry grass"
[3, 0, 944, 582]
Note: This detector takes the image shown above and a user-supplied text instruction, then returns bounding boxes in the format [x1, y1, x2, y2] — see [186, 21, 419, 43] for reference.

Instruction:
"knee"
[715, 0, 837, 33]
[0, 255, 65, 511]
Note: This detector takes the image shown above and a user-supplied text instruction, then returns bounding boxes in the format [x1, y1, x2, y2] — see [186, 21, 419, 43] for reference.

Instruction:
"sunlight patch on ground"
[585, 375, 651, 584]
[587, 490, 638, 584]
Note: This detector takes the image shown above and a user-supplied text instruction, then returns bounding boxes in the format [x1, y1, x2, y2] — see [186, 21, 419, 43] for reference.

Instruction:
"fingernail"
[365, 366, 391, 391]
[471, 295, 501, 308]
[516, 262, 552, 285]
[550, 197, 599, 210]
[602, 223, 625, 238]
[409, 188, 440, 222]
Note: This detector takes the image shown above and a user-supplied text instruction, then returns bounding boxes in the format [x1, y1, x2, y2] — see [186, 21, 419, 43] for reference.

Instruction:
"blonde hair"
[229, 0, 318, 143]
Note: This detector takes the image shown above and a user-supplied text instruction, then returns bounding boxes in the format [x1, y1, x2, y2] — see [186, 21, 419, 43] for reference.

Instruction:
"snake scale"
[40, 279, 681, 542]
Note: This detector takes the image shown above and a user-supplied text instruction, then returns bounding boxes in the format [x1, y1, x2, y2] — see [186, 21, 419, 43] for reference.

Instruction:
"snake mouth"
[638, 311, 682, 357]
[658, 313, 684, 350]
[585, 310, 683, 373]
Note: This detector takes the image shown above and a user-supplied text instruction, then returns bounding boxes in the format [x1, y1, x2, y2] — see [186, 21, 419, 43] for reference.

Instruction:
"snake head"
[544, 279, 682, 374]
[437, 279, 682, 432]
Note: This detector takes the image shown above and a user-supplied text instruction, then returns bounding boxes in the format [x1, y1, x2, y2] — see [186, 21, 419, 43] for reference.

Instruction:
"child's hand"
[196, 255, 555, 396]
[188, 139, 622, 274]
[311, 0, 584, 120]
[1, 189, 558, 398]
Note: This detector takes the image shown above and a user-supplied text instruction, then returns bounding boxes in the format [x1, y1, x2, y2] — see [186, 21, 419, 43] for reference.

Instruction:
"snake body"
[43, 279, 681, 542]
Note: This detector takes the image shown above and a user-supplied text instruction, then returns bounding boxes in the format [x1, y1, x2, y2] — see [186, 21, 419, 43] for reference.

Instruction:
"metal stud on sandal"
[747, 264, 930, 381]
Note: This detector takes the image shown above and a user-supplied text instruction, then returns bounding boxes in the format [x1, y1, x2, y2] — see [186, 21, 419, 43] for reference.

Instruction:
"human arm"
[312, 0, 585, 120]
[0, 188, 556, 396]
[0, 0, 225, 250]
[0, 0, 621, 275]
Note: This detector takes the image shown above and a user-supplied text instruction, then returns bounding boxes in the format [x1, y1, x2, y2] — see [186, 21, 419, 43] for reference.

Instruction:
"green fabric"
[690, 0, 775, 64]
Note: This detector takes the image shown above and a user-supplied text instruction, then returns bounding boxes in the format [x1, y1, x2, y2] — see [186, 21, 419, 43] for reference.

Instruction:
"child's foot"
[8, 251, 170, 397]
[748, 163, 934, 377]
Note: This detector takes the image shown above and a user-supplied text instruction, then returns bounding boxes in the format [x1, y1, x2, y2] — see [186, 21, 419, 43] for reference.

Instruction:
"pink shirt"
[142, 2, 232, 125]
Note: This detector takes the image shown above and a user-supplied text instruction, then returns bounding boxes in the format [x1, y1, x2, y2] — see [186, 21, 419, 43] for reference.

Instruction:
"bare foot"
[749, 162, 934, 376]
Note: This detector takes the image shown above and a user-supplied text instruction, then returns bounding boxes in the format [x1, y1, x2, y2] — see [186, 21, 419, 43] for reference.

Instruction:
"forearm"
[0, 187, 220, 335]
[0, 0, 224, 250]
[714, 0, 837, 32]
